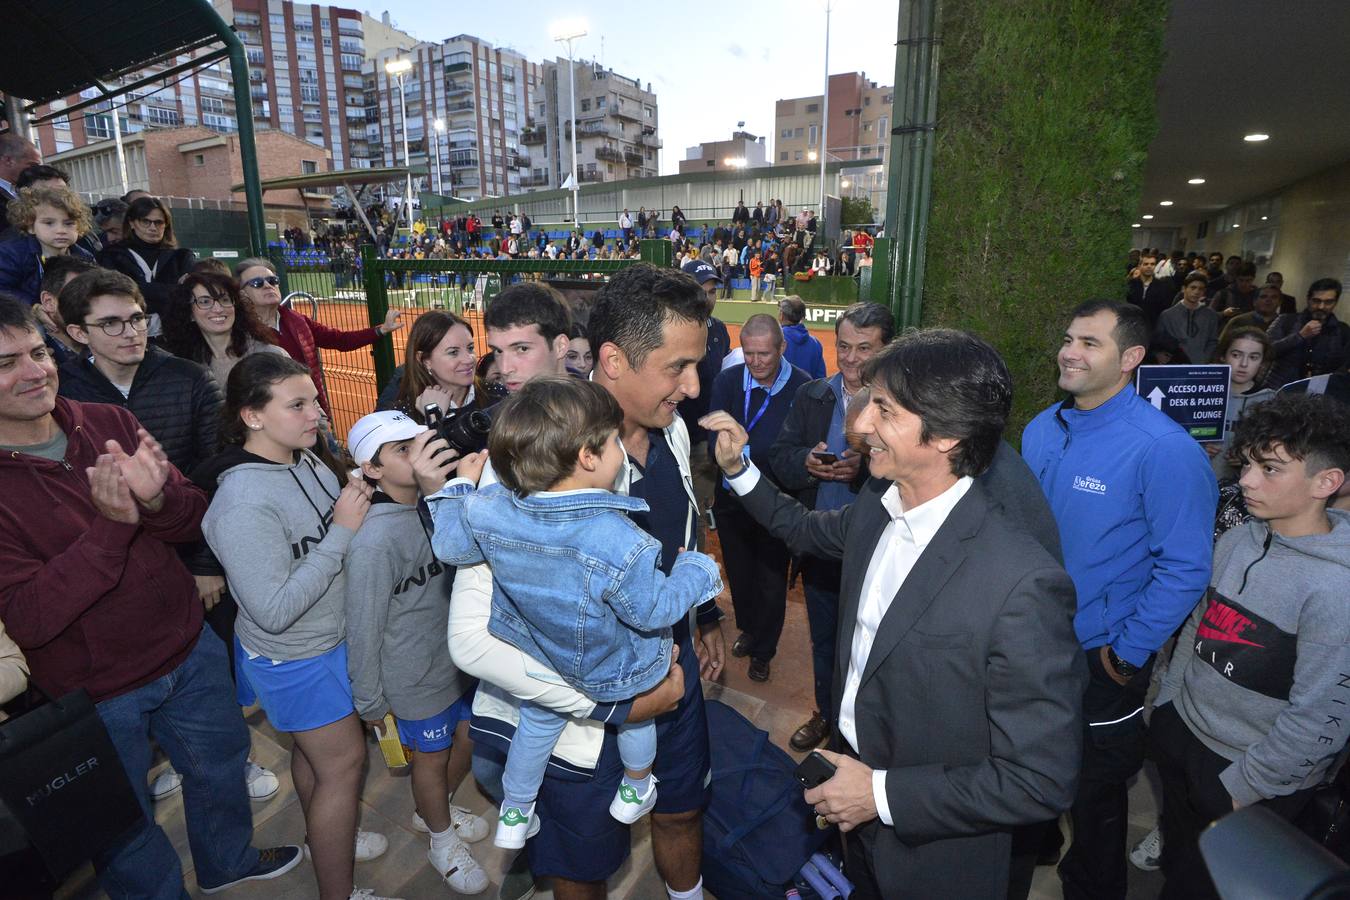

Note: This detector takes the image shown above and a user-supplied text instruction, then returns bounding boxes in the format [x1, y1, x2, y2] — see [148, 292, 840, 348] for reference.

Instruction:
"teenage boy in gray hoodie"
[343, 411, 490, 895]
[1151, 393, 1350, 899]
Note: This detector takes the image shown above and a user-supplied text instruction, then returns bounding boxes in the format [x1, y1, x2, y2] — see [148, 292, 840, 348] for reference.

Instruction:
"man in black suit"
[701, 329, 1086, 899]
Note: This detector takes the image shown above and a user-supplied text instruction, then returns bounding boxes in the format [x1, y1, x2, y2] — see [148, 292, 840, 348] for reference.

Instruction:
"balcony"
[640, 131, 662, 149]
[520, 172, 549, 187]
[608, 106, 641, 122]
[624, 150, 644, 166]
[445, 60, 470, 73]
[579, 169, 604, 183]
[345, 107, 365, 121]
[520, 126, 545, 145]
[594, 146, 623, 164]
[445, 100, 475, 113]
[338, 22, 363, 36]
[342, 60, 362, 73]
[510, 151, 531, 168]
[445, 79, 473, 95]
[568, 121, 611, 139]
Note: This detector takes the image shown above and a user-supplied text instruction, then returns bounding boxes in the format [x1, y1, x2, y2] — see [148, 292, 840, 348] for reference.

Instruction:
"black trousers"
[716, 505, 790, 661]
[1149, 701, 1313, 900]
[1058, 648, 1153, 900]
[843, 820, 886, 899]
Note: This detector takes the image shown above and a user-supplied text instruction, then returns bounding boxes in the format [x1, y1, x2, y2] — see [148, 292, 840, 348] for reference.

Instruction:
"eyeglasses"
[191, 293, 234, 310]
[135, 219, 167, 229]
[243, 275, 280, 289]
[82, 314, 149, 336]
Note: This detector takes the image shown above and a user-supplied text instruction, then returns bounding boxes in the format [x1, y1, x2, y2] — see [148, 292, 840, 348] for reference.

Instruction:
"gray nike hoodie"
[1158, 508, 1350, 806]
[344, 495, 469, 721]
[202, 448, 353, 661]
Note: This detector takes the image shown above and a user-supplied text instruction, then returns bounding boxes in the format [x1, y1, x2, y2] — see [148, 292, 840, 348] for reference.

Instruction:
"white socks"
[666, 878, 704, 900]
[429, 824, 457, 854]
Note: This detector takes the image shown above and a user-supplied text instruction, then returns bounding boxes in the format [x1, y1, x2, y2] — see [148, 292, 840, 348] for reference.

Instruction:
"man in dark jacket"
[0, 295, 301, 897]
[56, 269, 222, 476]
[707, 315, 811, 682]
[769, 301, 893, 749]
[1125, 251, 1177, 330]
[1266, 278, 1349, 389]
[701, 329, 1084, 900]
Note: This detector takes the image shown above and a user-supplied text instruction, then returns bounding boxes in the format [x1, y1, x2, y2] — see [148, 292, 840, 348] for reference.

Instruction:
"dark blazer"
[735, 474, 1086, 898]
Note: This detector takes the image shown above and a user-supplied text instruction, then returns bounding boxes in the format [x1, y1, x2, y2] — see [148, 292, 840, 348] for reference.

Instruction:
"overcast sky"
[367, 0, 901, 174]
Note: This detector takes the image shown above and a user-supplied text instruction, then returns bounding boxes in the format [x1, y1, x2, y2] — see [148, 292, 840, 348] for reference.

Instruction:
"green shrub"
[920, 0, 1166, 439]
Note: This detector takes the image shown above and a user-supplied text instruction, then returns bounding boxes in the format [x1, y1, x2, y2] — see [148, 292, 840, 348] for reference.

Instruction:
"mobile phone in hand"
[810, 450, 839, 465]
[794, 751, 837, 789]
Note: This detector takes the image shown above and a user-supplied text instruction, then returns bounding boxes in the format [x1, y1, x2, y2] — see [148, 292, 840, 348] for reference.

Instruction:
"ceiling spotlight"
[1142, 214, 1154, 220]
[1131, 223, 1141, 228]
[1243, 133, 1269, 142]
[1187, 177, 1206, 185]
[1232, 223, 1240, 228]
[1261, 215, 1268, 220]
[1159, 200, 1174, 207]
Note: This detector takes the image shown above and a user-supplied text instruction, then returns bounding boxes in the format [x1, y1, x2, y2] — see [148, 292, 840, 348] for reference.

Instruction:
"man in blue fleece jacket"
[1022, 299, 1217, 900]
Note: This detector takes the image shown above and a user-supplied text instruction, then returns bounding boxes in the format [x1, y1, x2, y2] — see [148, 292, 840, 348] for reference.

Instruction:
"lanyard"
[743, 384, 772, 434]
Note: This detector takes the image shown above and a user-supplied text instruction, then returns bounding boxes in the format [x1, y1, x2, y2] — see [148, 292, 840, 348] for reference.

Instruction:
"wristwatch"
[1106, 646, 1139, 679]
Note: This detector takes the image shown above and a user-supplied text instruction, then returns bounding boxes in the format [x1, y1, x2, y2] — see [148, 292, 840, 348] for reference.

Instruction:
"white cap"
[348, 410, 426, 465]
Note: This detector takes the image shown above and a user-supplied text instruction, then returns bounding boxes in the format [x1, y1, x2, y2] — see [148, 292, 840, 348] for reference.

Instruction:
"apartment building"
[365, 36, 542, 201]
[532, 58, 660, 190]
[775, 72, 891, 208]
[679, 131, 769, 175]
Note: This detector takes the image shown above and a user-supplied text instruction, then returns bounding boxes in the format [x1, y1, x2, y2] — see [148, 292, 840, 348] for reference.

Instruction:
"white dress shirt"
[728, 463, 973, 826]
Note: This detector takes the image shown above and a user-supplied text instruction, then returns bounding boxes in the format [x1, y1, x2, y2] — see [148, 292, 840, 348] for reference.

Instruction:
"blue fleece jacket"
[1021, 385, 1218, 667]
[782, 323, 826, 380]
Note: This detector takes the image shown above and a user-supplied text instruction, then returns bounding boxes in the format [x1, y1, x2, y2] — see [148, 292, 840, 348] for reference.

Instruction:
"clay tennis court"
[311, 297, 840, 439]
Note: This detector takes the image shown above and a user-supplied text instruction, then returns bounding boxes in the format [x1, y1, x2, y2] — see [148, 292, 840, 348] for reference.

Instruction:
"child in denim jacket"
[428, 377, 723, 848]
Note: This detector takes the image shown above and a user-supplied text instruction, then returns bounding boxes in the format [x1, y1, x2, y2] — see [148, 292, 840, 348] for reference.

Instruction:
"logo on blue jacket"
[1072, 475, 1107, 495]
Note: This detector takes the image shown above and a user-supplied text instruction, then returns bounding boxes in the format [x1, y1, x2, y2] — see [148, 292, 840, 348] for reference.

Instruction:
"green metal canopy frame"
[0, 0, 266, 253]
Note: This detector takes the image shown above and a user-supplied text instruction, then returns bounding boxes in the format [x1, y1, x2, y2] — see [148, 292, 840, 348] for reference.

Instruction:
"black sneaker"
[748, 658, 771, 683]
[731, 634, 750, 658]
[199, 845, 303, 894]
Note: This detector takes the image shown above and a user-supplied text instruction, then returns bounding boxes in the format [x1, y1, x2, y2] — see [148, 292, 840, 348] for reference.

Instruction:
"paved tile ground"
[55, 551, 1166, 899]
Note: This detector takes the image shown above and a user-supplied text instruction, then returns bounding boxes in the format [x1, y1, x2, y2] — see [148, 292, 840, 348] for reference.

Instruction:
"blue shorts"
[235, 639, 354, 733]
[528, 630, 711, 882]
[396, 687, 476, 753]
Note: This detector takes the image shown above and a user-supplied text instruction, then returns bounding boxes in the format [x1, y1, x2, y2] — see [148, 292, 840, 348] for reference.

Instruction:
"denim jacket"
[429, 483, 723, 702]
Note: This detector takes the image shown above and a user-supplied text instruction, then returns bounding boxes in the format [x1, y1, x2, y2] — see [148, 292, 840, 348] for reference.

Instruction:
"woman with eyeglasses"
[163, 272, 286, 386]
[97, 196, 196, 331]
[234, 257, 404, 418]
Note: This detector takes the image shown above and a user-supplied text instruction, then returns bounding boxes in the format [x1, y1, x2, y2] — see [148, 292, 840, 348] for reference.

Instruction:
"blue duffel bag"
[702, 699, 833, 899]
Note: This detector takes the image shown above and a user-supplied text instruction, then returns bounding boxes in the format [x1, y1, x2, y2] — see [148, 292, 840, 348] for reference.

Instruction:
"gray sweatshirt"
[345, 496, 469, 721]
[202, 449, 353, 660]
[1158, 509, 1350, 806]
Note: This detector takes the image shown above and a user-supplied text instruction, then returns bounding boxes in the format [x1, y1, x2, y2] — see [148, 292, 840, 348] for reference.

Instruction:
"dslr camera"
[423, 403, 491, 456]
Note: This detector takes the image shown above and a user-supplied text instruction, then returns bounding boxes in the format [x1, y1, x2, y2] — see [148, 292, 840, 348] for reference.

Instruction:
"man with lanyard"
[706, 315, 811, 682]
[427, 263, 725, 900]
[768, 301, 894, 748]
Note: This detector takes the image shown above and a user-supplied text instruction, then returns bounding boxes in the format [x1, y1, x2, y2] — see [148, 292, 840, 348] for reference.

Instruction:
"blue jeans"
[502, 700, 657, 806]
[801, 558, 841, 720]
[94, 627, 257, 899]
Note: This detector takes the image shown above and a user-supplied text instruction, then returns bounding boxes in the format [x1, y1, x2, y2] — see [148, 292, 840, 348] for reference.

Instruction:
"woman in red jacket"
[233, 257, 403, 417]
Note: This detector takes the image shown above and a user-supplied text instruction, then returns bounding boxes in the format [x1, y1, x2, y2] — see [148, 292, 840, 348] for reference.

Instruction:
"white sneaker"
[494, 801, 541, 850]
[1129, 826, 1163, 871]
[245, 761, 280, 801]
[609, 777, 658, 824]
[349, 889, 404, 900]
[304, 830, 390, 864]
[428, 839, 489, 894]
[150, 767, 183, 801]
[412, 804, 491, 843]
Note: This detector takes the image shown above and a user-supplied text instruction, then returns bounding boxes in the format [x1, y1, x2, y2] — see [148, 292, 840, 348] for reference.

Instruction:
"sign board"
[1135, 364, 1230, 442]
[804, 305, 846, 326]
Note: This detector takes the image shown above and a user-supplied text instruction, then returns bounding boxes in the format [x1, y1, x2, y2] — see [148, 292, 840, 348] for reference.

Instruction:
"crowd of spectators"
[3, 123, 1349, 900]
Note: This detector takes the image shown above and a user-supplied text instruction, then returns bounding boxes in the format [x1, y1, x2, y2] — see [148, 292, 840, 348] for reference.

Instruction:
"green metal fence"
[271, 240, 673, 440]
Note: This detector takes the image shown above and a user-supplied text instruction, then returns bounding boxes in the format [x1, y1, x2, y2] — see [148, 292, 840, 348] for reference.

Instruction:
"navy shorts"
[528, 632, 711, 882]
[396, 687, 476, 753]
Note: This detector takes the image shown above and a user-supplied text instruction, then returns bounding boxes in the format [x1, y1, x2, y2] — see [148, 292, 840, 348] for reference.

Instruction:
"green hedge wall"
[921, 0, 1167, 437]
